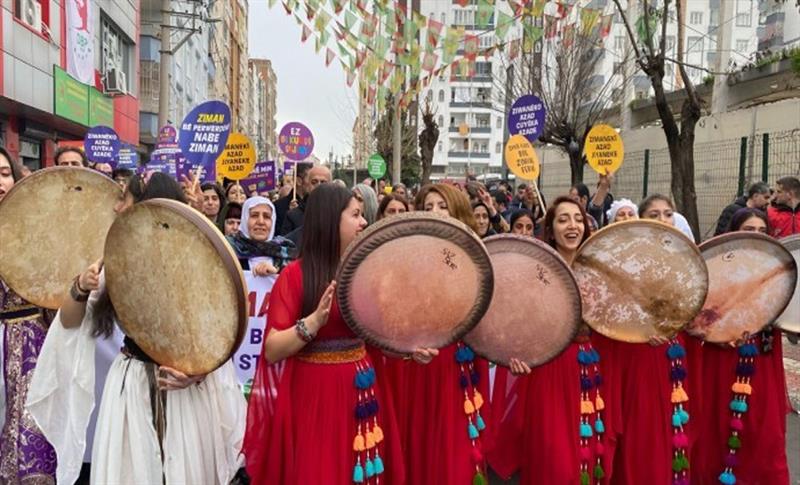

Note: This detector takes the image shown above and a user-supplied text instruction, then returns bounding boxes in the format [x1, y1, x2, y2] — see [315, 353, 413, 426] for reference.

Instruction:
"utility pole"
[391, 0, 407, 186]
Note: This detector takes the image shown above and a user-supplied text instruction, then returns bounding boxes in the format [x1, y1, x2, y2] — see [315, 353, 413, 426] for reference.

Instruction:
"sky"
[248, 2, 359, 161]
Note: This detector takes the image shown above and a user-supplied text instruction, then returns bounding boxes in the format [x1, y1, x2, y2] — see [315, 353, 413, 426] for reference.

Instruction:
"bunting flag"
[450, 59, 461, 81]
[555, 1, 567, 19]
[282, 0, 294, 15]
[301, 24, 312, 42]
[344, 9, 358, 29]
[269, 0, 279, 8]
[529, 0, 544, 16]
[315, 9, 331, 32]
[422, 51, 438, 72]
[337, 40, 351, 58]
[427, 18, 444, 51]
[356, 48, 367, 68]
[476, 0, 494, 27]
[319, 28, 330, 46]
[580, 8, 601, 35]
[412, 11, 427, 30]
[442, 26, 463, 63]
[545, 14, 558, 39]
[330, 0, 344, 14]
[314, 35, 323, 53]
[509, 38, 520, 59]
[496, 11, 514, 40]
[383, 8, 397, 36]
[598, 14, 613, 38]
[305, 0, 318, 20]
[464, 34, 479, 60]
[326, 48, 336, 66]
[522, 22, 543, 51]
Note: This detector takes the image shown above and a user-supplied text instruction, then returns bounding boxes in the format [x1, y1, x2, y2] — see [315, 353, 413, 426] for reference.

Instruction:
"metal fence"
[539, 129, 800, 240]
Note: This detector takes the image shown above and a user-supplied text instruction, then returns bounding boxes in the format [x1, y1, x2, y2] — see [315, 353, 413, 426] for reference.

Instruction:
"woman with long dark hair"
[27, 173, 246, 485]
[242, 183, 408, 484]
[490, 196, 614, 485]
[0, 147, 58, 484]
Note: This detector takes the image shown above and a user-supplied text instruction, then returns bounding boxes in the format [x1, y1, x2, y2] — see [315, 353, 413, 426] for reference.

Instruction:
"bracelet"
[70, 276, 90, 302]
[295, 319, 315, 343]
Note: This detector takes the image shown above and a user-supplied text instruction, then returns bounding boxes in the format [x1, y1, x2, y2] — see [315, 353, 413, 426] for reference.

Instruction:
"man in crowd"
[54, 147, 87, 167]
[768, 176, 800, 238]
[280, 165, 332, 241]
[713, 181, 771, 235]
[274, 163, 312, 233]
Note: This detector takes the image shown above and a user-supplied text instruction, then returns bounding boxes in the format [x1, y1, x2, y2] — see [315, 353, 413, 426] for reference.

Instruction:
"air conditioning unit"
[105, 68, 127, 95]
[22, 0, 42, 32]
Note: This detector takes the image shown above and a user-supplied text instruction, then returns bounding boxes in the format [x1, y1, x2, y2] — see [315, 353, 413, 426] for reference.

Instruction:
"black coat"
[280, 199, 306, 236]
[714, 197, 747, 235]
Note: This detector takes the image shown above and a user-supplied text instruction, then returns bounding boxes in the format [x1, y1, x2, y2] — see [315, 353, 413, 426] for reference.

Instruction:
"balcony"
[448, 126, 492, 134]
[447, 151, 492, 159]
[451, 75, 493, 83]
[449, 101, 493, 109]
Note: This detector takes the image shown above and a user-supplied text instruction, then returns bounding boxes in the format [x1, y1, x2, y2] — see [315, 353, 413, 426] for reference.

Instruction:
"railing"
[448, 126, 492, 134]
[447, 151, 492, 159]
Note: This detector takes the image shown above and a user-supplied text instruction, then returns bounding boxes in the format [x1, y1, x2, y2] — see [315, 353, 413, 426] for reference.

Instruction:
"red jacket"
[767, 203, 800, 238]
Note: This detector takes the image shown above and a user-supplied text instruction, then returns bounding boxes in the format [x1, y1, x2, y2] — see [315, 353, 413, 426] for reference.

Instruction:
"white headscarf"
[606, 198, 639, 223]
[240, 196, 276, 242]
[673, 212, 695, 241]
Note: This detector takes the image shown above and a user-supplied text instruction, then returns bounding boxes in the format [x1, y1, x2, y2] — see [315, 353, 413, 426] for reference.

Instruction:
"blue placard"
[116, 144, 139, 170]
[178, 100, 232, 180]
[241, 161, 276, 195]
[84, 125, 121, 165]
[508, 95, 546, 142]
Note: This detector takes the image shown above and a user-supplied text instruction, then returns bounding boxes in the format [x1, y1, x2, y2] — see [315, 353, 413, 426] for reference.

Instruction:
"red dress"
[243, 261, 405, 484]
[488, 337, 613, 485]
[593, 333, 695, 485]
[384, 342, 491, 484]
[690, 329, 790, 485]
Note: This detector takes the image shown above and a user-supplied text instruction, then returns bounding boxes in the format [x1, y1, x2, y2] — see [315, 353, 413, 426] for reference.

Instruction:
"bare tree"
[494, 19, 630, 185]
[374, 95, 422, 185]
[613, 0, 703, 239]
[418, 98, 439, 186]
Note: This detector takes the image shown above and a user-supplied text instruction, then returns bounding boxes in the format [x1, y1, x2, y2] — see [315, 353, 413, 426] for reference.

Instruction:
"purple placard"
[178, 100, 232, 180]
[84, 125, 121, 165]
[241, 161, 276, 195]
[116, 144, 139, 170]
[278, 122, 314, 161]
[282, 161, 313, 177]
[158, 125, 178, 146]
[508, 95, 546, 142]
[176, 157, 213, 183]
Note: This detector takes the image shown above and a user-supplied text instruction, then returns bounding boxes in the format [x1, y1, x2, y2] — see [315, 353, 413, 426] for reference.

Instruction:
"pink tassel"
[730, 417, 744, 431]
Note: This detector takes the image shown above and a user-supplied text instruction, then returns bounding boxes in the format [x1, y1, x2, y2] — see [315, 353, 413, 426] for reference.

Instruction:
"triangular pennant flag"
[427, 18, 444, 50]
[422, 51, 438, 72]
[523, 22, 543, 52]
[319, 28, 330, 46]
[580, 8, 601, 34]
[346, 68, 356, 87]
[598, 14, 613, 38]
[337, 40, 351, 58]
[413, 11, 427, 30]
[450, 59, 461, 81]
[345, 9, 358, 30]
[314, 35, 323, 53]
[330, 0, 344, 14]
[356, 49, 367, 68]
[464, 34, 479, 60]
[268, 0, 278, 8]
[476, 0, 493, 27]
[529, 0, 544, 16]
[301, 24, 312, 42]
[496, 11, 513, 40]
[314, 10, 331, 32]
[282, 0, 293, 15]
[545, 15, 558, 39]
[326, 48, 336, 66]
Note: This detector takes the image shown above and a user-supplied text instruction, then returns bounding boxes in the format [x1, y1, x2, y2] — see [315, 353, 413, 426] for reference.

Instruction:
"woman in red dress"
[382, 183, 491, 485]
[243, 183, 410, 484]
[690, 208, 791, 485]
[489, 196, 612, 485]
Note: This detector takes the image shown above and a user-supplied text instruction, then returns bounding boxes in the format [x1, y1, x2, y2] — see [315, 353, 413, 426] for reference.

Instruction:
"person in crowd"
[691, 207, 790, 484]
[353, 184, 379, 226]
[279, 165, 332, 236]
[509, 209, 535, 237]
[92, 163, 113, 178]
[768, 176, 800, 238]
[225, 182, 248, 205]
[385, 183, 491, 485]
[472, 200, 496, 239]
[274, 164, 311, 233]
[638, 193, 675, 225]
[377, 193, 408, 220]
[54, 147, 88, 167]
[331, 179, 347, 188]
[673, 212, 696, 241]
[490, 196, 612, 485]
[200, 182, 224, 222]
[392, 183, 408, 201]
[606, 198, 638, 224]
[243, 184, 417, 484]
[111, 168, 134, 192]
[27, 173, 246, 485]
[226, 196, 296, 275]
[494, 191, 511, 221]
[218, 202, 242, 237]
[509, 183, 528, 209]
[569, 179, 610, 231]
[713, 182, 771, 236]
[0, 147, 58, 484]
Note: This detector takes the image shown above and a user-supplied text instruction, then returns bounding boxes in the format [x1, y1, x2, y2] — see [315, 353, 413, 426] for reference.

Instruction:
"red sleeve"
[266, 261, 303, 331]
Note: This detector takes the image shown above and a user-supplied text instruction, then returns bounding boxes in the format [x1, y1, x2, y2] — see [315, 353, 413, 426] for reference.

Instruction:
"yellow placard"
[504, 134, 540, 180]
[216, 133, 256, 181]
[583, 124, 624, 174]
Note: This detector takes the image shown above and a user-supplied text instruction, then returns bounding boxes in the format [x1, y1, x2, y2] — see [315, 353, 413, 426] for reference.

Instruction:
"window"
[14, 0, 50, 36]
[614, 35, 625, 51]
[102, 16, 134, 92]
[666, 35, 676, 52]
[475, 62, 492, 77]
[438, 141, 443, 152]
[496, 117, 502, 129]
[689, 11, 703, 25]
[438, 115, 444, 127]
[687, 36, 703, 55]
[495, 142, 501, 154]
[735, 39, 749, 54]
[438, 90, 444, 102]
[735, 0, 752, 27]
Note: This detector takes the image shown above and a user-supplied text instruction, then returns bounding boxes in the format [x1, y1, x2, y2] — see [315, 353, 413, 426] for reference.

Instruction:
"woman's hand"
[157, 366, 206, 390]
[180, 173, 204, 211]
[78, 258, 103, 293]
[410, 347, 439, 364]
[478, 188, 497, 216]
[306, 281, 336, 334]
[252, 262, 279, 277]
[648, 335, 670, 346]
[509, 358, 532, 376]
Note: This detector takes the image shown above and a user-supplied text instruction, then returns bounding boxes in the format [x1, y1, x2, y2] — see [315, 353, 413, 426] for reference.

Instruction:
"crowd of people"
[0, 144, 799, 485]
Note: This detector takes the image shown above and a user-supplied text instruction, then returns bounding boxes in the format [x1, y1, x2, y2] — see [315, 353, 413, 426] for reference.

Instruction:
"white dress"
[25, 285, 246, 485]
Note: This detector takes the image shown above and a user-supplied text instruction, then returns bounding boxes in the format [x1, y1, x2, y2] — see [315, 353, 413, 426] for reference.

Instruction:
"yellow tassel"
[595, 395, 605, 411]
[373, 424, 384, 443]
[464, 398, 475, 415]
[353, 433, 366, 452]
[365, 431, 376, 449]
[581, 400, 595, 415]
[473, 391, 484, 410]
[732, 382, 752, 395]
[671, 386, 689, 404]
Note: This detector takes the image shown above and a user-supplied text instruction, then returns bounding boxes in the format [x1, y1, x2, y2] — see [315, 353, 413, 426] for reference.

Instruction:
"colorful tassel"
[473, 391, 484, 410]
[580, 470, 590, 485]
[719, 471, 736, 484]
[365, 431, 376, 449]
[729, 400, 748, 413]
[353, 433, 365, 452]
[730, 418, 744, 431]
[468, 422, 479, 439]
[353, 462, 365, 483]
[472, 471, 487, 485]
[580, 423, 593, 438]
[595, 395, 605, 411]
[594, 463, 605, 479]
[476, 413, 486, 431]
[581, 400, 595, 415]
[594, 418, 605, 434]
[365, 458, 375, 478]
[671, 386, 689, 403]
[373, 454, 384, 474]
[464, 398, 475, 415]
[728, 435, 741, 449]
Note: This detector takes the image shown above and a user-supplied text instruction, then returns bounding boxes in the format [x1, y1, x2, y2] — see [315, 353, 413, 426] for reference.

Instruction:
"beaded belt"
[296, 338, 366, 364]
[0, 306, 41, 324]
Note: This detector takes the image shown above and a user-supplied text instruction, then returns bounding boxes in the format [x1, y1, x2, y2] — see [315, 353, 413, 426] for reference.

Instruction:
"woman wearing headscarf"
[226, 196, 297, 275]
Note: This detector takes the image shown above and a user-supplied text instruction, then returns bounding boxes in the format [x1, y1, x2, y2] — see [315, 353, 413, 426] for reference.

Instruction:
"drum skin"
[776, 234, 800, 333]
[104, 199, 247, 375]
[464, 234, 581, 367]
[688, 232, 797, 343]
[0, 167, 120, 309]
[572, 220, 709, 343]
[336, 212, 494, 354]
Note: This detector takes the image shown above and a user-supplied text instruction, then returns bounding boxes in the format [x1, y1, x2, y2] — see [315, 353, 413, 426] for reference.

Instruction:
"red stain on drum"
[694, 308, 721, 329]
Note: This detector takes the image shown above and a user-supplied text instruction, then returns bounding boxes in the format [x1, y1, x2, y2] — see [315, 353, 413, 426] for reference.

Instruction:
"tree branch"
[612, 0, 647, 71]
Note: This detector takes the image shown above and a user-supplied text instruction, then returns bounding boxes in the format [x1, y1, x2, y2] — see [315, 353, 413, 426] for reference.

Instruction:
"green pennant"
[345, 9, 358, 30]
[523, 22, 543, 51]
[314, 10, 331, 32]
[268, 0, 278, 8]
[383, 9, 397, 36]
[476, 0, 493, 28]
[337, 41, 351, 58]
[319, 28, 330, 46]
[375, 36, 390, 58]
[403, 18, 419, 44]
[315, 35, 323, 53]
[496, 11, 513, 40]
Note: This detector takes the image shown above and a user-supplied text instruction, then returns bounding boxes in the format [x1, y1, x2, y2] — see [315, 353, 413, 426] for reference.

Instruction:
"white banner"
[66, 0, 95, 85]
[234, 271, 277, 392]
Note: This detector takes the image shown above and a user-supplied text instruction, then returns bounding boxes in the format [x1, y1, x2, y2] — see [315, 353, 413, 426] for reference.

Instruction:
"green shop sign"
[54, 66, 114, 127]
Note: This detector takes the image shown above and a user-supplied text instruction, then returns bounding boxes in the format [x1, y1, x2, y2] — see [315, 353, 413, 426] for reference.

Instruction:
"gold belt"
[296, 339, 366, 364]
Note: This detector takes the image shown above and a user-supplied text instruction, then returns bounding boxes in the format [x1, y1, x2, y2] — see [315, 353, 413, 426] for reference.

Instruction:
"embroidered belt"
[0, 306, 41, 323]
[296, 338, 366, 364]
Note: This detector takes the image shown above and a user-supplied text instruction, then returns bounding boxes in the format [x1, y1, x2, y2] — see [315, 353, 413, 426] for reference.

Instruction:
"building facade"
[208, 0, 250, 132]
[248, 58, 278, 160]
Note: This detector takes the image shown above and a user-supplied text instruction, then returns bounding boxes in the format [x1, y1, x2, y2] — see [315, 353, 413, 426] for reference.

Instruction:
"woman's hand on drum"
[648, 335, 670, 346]
[509, 358, 532, 376]
[410, 348, 439, 364]
[252, 262, 278, 277]
[78, 258, 103, 293]
[157, 366, 206, 390]
[306, 281, 336, 333]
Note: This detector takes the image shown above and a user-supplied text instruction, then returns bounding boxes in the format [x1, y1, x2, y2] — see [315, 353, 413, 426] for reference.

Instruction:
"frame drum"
[775, 235, 800, 333]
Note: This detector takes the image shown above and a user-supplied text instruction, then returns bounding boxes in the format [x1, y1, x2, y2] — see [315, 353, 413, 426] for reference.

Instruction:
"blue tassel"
[578, 350, 592, 365]
[468, 422, 480, 439]
[580, 423, 593, 438]
[730, 400, 748, 413]
[738, 344, 758, 357]
[464, 346, 475, 360]
[670, 366, 687, 381]
[366, 367, 376, 385]
[476, 413, 486, 431]
[365, 458, 375, 478]
[672, 412, 682, 427]
[353, 463, 365, 483]
[470, 370, 480, 386]
[679, 408, 690, 424]
[459, 374, 469, 389]
[366, 399, 379, 417]
[594, 418, 605, 434]
[580, 376, 594, 391]
[719, 471, 736, 484]
[589, 348, 600, 363]
[594, 374, 603, 386]
[373, 455, 384, 475]
[736, 362, 755, 377]
[667, 343, 686, 359]
[455, 347, 467, 363]
[355, 403, 368, 420]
